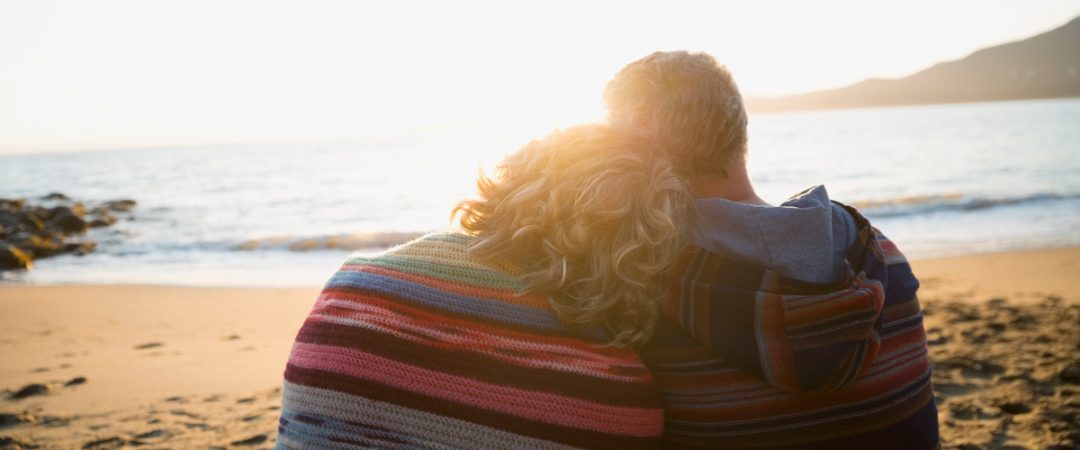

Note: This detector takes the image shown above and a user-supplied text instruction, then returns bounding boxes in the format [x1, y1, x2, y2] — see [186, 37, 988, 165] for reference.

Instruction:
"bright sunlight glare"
[2, 0, 1079, 153]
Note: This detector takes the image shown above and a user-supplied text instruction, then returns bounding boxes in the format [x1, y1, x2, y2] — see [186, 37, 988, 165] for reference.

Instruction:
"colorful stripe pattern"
[276, 232, 664, 449]
[642, 203, 939, 449]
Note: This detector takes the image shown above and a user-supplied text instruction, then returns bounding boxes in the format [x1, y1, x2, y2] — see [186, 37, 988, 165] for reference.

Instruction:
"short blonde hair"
[454, 124, 695, 347]
[604, 51, 748, 178]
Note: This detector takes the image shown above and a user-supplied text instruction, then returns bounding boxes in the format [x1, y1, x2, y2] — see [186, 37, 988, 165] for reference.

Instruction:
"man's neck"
[691, 163, 770, 206]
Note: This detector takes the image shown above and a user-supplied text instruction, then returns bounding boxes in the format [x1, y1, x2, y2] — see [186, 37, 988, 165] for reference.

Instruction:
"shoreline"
[3, 243, 1078, 290]
[1, 247, 1079, 448]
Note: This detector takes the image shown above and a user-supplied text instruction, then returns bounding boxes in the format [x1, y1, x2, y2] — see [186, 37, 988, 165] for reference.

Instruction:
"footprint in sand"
[63, 376, 87, 387]
[230, 434, 268, 446]
[133, 428, 172, 440]
[133, 342, 163, 350]
[7, 383, 49, 400]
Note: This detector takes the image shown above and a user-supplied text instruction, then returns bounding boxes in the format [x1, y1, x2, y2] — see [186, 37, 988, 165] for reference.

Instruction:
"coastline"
[1, 247, 1078, 448]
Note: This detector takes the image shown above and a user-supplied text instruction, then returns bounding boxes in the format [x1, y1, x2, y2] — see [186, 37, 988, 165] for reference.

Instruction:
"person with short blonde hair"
[604, 51, 748, 179]
[605, 51, 941, 449]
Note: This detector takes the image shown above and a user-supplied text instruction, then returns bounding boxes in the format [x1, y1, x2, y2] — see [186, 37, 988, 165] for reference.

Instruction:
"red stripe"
[284, 365, 662, 450]
[314, 289, 645, 367]
[659, 344, 929, 423]
[288, 342, 664, 436]
[758, 274, 799, 392]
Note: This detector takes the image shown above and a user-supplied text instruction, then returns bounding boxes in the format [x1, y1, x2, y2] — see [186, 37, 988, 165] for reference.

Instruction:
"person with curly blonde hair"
[455, 125, 697, 347]
[606, 51, 940, 449]
[275, 124, 697, 449]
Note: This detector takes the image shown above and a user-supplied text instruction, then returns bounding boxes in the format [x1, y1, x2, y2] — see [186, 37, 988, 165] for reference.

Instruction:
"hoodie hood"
[692, 185, 857, 284]
[648, 200, 913, 393]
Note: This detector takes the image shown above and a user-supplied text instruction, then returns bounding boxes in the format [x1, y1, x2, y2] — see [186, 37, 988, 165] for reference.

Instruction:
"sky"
[2, 0, 1079, 153]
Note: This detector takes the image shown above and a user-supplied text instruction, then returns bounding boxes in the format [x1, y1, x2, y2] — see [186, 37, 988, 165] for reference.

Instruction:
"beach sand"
[1, 248, 1078, 449]
[0, 286, 318, 449]
[913, 248, 1080, 449]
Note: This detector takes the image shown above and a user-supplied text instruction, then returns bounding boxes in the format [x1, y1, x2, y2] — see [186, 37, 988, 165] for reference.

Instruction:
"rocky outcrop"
[0, 245, 33, 270]
[0, 195, 135, 270]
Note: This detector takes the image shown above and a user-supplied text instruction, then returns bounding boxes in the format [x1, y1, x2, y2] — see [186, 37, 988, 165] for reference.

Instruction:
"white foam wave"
[234, 231, 427, 252]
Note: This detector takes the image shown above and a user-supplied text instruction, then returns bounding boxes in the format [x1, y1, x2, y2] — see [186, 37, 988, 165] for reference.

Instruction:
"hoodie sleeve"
[662, 224, 891, 393]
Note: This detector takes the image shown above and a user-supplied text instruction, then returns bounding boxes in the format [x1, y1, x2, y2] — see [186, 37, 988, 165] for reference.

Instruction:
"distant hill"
[746, 16, 1080, 112]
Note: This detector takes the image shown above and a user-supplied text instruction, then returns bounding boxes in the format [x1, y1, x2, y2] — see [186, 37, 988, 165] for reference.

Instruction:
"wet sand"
[1, 247, 1078, 449]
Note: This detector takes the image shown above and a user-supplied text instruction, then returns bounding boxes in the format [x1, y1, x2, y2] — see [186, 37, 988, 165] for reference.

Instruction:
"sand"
[1, 248, 1078, 449]
[913, 247, 1080, 303]
[912, 248, 1080, 449]
[0, 286, 318, 449]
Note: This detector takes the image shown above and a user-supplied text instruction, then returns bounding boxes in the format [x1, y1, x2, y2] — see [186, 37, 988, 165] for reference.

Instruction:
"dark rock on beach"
[134, 342, 163, 350]
[133, 429, 169, 440]
[1061, 363, 1080, 384]
[8, 384, 48, 400]
[0, 246, 32, 271]
[0, 413, 32, 428]
[62, 242, 96, 256]
[63, 377, 87, 387]
[0, 435, 39, 449]
[87, 219, 112, 229]
[0, 210, 44, 235]
[996, 400, 1032, 415]
[0, 194, 135, 271]
[47, 212, 87, 235]
[0, 199, 24, 209]
[229, 434, 268, 446]
[43, 205, 86, 221]
[100, 200, 136, 213]
[87, 212, 116, 228]
[80, 436, 124, 449]
[7, 234, 63, 259]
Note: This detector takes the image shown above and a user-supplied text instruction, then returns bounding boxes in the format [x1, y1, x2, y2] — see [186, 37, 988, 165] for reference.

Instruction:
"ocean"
[2, 98, 1079, 286]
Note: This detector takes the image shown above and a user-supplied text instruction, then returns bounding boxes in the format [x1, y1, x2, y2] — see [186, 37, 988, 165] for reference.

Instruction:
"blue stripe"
[277, 409, 431, 450]
[324, 270, 580, 334]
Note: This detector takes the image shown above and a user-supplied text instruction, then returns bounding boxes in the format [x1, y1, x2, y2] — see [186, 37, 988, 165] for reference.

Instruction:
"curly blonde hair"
[454, 124, 696, 347]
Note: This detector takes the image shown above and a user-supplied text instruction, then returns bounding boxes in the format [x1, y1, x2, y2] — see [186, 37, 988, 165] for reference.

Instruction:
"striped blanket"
[275, 232, 664, 449]
[641, 203, 940, 449]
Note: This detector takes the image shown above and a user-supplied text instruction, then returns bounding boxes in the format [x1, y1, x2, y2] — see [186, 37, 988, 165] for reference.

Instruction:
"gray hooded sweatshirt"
[692, 185, 857, 284]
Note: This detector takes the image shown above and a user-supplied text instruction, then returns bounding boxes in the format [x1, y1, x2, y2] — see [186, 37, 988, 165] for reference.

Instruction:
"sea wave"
[227, 193, 1077, 253]
[851, 192, 1078, 218]
[234, 231, 427, 252]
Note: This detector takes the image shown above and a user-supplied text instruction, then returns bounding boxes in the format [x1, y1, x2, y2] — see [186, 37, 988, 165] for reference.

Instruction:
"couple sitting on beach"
[275, 52, 940, 449]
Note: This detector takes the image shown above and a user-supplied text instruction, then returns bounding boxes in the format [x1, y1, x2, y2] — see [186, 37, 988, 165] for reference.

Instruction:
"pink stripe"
[315, 290, 632, 361]
[288, 342, 662, 436]
[309, 300, 650, 382]
[307, 312, 638, 382]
